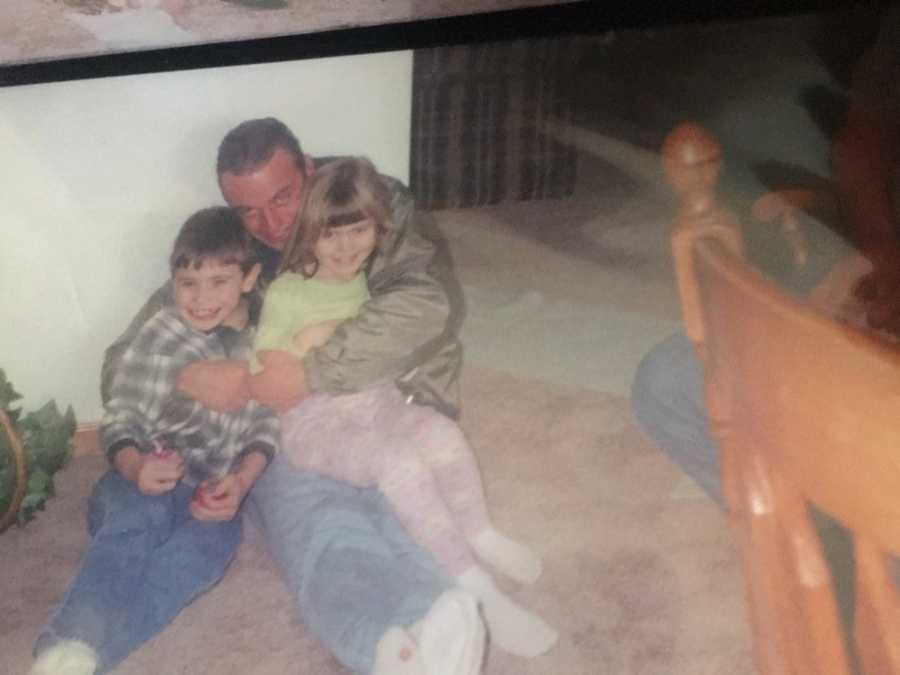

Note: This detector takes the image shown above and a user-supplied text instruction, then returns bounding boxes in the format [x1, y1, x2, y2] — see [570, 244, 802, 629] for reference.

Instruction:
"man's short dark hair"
[170, 206, 259, 275]
[216, 117, 305, 177]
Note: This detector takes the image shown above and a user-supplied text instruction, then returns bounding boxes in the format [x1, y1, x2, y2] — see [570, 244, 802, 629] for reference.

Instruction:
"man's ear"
[304, 153, 315, 176]
[242, 263, 262, 293]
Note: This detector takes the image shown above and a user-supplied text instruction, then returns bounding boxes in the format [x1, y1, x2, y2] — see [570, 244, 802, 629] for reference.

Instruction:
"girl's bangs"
[326, 210, 368, 228]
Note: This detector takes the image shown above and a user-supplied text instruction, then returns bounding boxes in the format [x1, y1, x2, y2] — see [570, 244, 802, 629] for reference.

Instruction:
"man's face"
[172, 260, 260, 332]
[219, 147, 308, 251]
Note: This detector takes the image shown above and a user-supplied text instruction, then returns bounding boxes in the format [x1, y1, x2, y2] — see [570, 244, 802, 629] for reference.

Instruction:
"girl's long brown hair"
[278, 157, 394, 278]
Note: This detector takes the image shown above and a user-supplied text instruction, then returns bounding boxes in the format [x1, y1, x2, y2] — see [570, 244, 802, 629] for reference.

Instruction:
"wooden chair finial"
[664, 122, 741, 365]
[661, 122, 721, 202]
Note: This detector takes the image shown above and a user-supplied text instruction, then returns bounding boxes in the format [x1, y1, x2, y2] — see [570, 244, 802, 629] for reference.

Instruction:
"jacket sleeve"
[303, 178, 453, 395]
[101, 281, 173, 404]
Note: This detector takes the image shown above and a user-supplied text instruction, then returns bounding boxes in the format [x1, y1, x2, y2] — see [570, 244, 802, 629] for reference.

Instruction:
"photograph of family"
[4, 2, 897, 674]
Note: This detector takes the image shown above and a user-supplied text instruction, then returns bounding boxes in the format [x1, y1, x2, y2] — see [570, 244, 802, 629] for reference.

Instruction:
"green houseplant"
[0, 369, 76, 532]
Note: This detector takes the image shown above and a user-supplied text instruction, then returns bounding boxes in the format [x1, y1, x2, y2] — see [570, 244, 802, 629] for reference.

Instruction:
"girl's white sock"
[469, 527, 543, 585]
[456, 567, 558, 658]
[29, 640, 98, 675]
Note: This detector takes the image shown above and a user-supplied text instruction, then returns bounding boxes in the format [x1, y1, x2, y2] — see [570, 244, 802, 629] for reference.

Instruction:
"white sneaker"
[373, 591, 486, 675]
[29, 640, 98, 675]
[418, 590, 485, 675]
[373, 627, 427, 675]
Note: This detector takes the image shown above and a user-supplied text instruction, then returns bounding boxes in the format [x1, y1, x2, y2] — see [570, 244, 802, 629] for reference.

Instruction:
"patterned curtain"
[410, 36, 580, 210]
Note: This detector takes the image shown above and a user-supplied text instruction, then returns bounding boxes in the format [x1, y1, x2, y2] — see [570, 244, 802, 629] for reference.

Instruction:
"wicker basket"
[0, 408, 27, 532]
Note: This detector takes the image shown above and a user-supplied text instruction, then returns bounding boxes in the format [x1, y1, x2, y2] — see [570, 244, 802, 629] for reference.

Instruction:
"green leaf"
[0, 369, 22, 412]
[20, 491, 47, 510]
[27, 466, 51, 495]
[17, 491, 45, 526]
[16, 467, 52, 526]
[0, 371, 76, 532]
[21, 402, 75, 476]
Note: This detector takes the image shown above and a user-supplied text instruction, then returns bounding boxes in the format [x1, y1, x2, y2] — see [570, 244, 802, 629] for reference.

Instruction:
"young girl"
[253, 157, 557, 658]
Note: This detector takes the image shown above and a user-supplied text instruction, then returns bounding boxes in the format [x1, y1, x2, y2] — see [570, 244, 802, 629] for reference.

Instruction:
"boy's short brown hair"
[170, 206, 259, 275]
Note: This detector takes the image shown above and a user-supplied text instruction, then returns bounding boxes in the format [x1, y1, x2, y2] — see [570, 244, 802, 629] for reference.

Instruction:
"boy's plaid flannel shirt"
[102, 306, 279, 485]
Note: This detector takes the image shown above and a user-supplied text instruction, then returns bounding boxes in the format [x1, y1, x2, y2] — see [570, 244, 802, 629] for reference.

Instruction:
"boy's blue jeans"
[34, 469, 241, 673]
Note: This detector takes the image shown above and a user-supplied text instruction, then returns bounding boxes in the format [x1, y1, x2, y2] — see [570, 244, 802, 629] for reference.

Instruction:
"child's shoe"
[374, 590, 485, 675]
[418, 590, 485, 675]
[373, 627, 426, 675]
[28, 640, 98, 675]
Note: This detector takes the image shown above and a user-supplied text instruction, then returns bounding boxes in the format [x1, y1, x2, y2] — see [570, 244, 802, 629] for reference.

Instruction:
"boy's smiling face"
[173, 259, 260, 332]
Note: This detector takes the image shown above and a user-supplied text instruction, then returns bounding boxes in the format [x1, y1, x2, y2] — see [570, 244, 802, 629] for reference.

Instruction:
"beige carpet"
[2, 367, 753, 675]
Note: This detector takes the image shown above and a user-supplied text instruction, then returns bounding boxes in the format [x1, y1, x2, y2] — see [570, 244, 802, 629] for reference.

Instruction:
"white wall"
[0, 50, 412, 423]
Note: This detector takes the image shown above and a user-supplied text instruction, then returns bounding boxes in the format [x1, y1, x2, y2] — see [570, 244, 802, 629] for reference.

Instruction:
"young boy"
[30, 206, 279, 675]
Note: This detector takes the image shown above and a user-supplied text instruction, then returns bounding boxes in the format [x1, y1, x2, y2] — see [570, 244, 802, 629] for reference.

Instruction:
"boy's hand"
[190, 450, 267, 522]
[249, 350, 309, 412]
[176, 359, 250, 412]
[190, 474, 247, 522]
[115, 446, 184, 495]
[140, 452, 185, 495]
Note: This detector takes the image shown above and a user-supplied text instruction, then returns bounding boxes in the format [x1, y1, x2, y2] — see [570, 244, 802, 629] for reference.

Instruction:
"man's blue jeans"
[248, 453, 452, 674]
[34, 469, 241, 673]
[631, 331, 724, 504]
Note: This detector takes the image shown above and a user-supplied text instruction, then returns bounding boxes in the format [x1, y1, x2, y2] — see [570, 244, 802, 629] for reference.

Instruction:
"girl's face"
[313, 219, 377, 282]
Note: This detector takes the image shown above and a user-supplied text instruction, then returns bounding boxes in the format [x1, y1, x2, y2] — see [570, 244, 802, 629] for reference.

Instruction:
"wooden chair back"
[663, 122, 900, 675]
